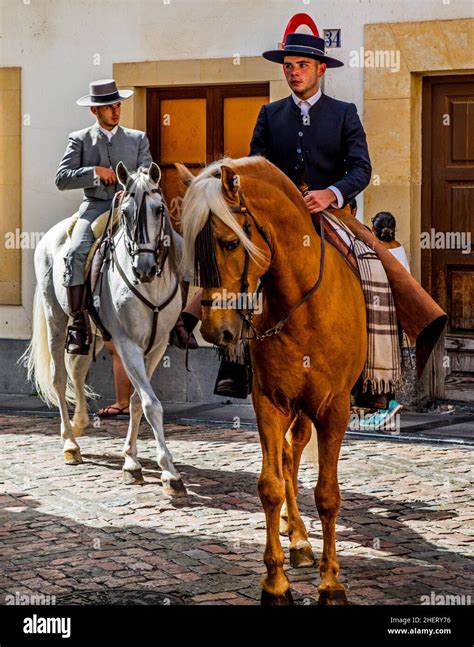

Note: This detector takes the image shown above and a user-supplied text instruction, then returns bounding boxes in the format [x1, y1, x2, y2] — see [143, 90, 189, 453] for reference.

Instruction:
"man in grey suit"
[56, 79, 153, 354]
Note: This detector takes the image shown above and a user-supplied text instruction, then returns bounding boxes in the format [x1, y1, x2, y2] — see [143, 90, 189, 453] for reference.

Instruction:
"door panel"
[223, 96, 268, 158]
[160, 98, 207, 164]
[422, 76, 474, 400]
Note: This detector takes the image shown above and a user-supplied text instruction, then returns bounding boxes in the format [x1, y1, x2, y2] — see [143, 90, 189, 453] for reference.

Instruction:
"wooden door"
[422, 75, 474, 401]
[147, 84, 269, 231]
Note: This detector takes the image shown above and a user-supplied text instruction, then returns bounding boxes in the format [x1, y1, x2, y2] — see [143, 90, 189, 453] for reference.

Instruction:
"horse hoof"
[64, 449, 83, 465]
[123, 469, 144, 485]
[261, 588, 294, 606]
[290, 543, 316, 568]
[162, 478, 187, 498]
[318, 589, 348, 605]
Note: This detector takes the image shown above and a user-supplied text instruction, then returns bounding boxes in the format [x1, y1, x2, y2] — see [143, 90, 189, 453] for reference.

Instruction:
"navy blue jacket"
[249, 93, 372, 205]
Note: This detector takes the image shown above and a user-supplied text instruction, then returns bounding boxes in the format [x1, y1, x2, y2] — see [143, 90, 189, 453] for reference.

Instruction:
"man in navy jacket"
[249, 33, 372, 214]
[216, 33, 374, 402]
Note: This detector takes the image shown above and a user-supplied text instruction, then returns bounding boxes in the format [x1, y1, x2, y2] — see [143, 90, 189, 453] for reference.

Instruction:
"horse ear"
[220, 165, 240, 201]
[148, 162, 161, 186]
[175, 162, 194, 187]
[116, 161, 130, 188]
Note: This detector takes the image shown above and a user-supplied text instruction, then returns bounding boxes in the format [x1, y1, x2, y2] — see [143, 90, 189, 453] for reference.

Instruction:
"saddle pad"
[66, 207, 121, 278]
[312, 209, 360, 279]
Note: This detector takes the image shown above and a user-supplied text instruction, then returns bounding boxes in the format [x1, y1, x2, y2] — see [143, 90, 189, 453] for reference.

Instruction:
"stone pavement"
[0, 414, 472, 605]
[1, 394, 473, 445]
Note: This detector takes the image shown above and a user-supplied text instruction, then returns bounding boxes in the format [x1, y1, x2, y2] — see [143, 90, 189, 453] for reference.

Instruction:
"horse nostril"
[222, 329, 234, 343]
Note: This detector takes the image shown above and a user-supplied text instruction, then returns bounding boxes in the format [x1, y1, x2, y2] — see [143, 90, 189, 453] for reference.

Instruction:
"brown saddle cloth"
[312, 205, 447, 378]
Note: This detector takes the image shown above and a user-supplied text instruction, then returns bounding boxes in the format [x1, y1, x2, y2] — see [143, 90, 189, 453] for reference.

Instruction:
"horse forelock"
[123, 169, 162, 204]
[181, 157, 268, 284]
[120, 168, 176, 267]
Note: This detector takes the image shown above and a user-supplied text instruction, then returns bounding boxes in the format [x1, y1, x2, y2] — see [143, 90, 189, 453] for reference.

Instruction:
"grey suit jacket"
[55, 123, 153, 201]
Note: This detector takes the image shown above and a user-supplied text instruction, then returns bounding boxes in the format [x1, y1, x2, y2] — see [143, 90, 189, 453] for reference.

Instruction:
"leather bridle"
[120, 188, 170, 280]
[102, 188, 179, 356]
[200, 188, 326, 341]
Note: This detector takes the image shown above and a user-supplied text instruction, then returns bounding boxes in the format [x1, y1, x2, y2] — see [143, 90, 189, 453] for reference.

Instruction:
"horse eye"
[224, 239, 240, 251]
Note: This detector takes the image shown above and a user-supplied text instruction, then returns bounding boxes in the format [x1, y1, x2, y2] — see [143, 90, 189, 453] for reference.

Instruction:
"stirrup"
[170, 323, 198, 350]
[214, 360, 252, 399]
[65, 322, 90, 355]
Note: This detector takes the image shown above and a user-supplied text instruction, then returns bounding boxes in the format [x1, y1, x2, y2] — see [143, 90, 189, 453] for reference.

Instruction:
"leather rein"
[201, 188, 326, 341]
[102, 189, 179, 356]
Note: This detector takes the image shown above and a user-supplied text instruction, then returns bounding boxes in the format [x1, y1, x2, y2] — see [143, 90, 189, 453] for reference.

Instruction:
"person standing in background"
[358, 211, 409, 430]
[371, 212, 410, 272]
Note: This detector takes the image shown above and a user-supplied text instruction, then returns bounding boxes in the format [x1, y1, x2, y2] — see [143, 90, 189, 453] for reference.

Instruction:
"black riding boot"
[172, 313, 199, 349]
[170, 281, 199, 349]
[65, 284, 90, 355]
[214, 359, 252, 399]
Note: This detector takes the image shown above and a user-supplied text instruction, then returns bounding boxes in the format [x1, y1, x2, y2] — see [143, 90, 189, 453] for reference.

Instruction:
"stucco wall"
[0, 0, 473, 339]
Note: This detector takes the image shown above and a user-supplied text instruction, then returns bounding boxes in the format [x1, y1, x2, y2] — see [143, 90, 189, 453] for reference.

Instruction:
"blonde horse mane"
[181, 156, 277, 281]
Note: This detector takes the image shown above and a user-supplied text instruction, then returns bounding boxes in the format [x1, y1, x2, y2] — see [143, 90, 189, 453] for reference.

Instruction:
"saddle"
[311, 206, 361, 280]
[66, 207, 121, 290]
[65, 206, 122, 346]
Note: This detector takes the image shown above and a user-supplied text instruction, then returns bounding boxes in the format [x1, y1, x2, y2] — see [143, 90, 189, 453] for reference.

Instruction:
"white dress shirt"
[93, 123, 118, 184]
[98, 124, 118, 141]
[291, 89, 344, 208]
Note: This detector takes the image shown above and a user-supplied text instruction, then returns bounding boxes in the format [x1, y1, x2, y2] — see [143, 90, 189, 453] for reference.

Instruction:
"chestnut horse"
[179, 157, 367, 605]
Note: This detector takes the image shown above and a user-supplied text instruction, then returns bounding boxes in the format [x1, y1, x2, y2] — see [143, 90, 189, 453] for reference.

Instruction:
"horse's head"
[178, 159, 272, 347]
[116, 161, 171, 283]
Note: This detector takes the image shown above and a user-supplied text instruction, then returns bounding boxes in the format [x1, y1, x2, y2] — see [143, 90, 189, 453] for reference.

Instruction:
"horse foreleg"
[282, 413, 315, 568]
[254, 394, 293, 606]
[122, 346, 165, 484]
[312, 396, 350, 605]
[117, 340, 186, 497]
[122, 389, 144, 485]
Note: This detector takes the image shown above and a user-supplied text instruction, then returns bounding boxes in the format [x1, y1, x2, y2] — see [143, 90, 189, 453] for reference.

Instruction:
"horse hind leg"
[282, 413, 315, 569]
[67, 345, 99, 438]
[312, 397, 350, 605]
[280, 412, 312, 534]
[46, 318, 83, 465]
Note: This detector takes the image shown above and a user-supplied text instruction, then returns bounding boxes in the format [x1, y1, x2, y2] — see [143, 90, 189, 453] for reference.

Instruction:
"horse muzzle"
[132, 253, 157, 283]
[200, 318, 242, 348]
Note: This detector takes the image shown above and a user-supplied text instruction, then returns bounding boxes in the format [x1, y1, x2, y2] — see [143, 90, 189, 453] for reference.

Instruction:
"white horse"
[21, 162, 187, 497]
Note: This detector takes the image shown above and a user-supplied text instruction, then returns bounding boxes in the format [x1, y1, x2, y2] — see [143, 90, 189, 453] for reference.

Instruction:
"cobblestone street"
[0, 414, 472, 606]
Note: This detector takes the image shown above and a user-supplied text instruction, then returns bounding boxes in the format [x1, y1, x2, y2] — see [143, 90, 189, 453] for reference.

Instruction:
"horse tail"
[19, 285, 80, 407]
[20, 286, 99, 408]
[19, 285, 61, 407]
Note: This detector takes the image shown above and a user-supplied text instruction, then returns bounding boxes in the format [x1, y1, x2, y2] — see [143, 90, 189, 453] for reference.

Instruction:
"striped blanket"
[323, 212, 401, 395]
